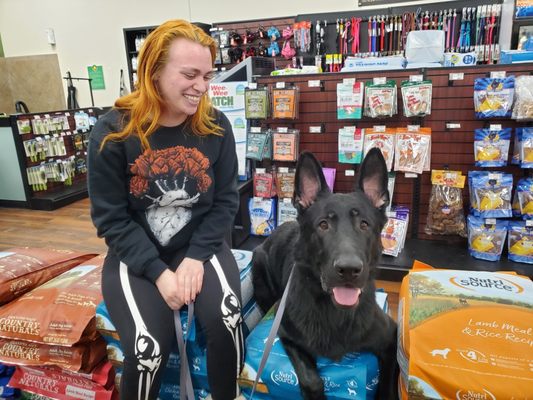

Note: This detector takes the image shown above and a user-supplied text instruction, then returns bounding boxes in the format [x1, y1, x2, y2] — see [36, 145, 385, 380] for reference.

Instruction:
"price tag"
[527, 220, 533, 227]
[34, 115, 41, 119]
[277, 127, 289, 133]
[283, 198, 292, 203]
[309, 126, 322, 133]
[255, 168, 266, 174]
[407, 125, 420, 132]
[308, 80, 321, 88]
[373, 125, 386, 132]
[65, 112, 70, 117]
[449, 72, 464, 81]
[488, 173, 501, 180]
[53, 133, 59, 138]
[60, 132, 65, 137]
[446, 122, 461, 129]
[66, 131, 72, 136]
[405, 173, 418, 178]
[489, 124, 502, 131]
[276, 81, 286, 89]
[373, 77, 386, 85]
[279, 167, 289, 173]
[248, 82, 258, 89]
[345, 170, 355, 176]
[485, 218, 497, 225]
[44, 114, 50, 118]
[250, 127, 262, 133]
[343, 78, 356, 85]
[490, 71, 506, 79]
[409, 75, 423, 82]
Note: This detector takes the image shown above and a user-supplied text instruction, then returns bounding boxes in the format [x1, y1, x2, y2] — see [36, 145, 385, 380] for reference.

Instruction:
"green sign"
[87, 65, 105, 90]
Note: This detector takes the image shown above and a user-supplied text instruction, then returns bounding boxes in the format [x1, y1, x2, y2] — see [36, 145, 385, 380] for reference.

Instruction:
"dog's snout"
[334, 257, 363, 279]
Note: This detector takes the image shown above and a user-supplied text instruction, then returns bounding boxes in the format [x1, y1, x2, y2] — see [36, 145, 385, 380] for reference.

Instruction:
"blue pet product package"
[467, 215, 508, 262]
[468, 171, 513, 218]
[513, 177, 533, 219]
[473, 76, 515, 119]
[508, 221, 533, 264]
[473, 127, 511, 167]
[249, 197, 276, 236]
[95, 250, 262, 400]
[520, 127, 533, 168]
[240, 292, 389, 400]
[0, 363, 18, 399]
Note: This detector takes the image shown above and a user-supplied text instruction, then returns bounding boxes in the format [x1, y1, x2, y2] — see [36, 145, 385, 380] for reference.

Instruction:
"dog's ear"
[293, 151, 330, 210]
[357, 148, 390, 210]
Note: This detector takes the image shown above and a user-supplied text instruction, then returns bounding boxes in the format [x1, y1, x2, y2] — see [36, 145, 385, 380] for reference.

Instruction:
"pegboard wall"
[255, 62, 533, 243]
[212, 16, 296, 70]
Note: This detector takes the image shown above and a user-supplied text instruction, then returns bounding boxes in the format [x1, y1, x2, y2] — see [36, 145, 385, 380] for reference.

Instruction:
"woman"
[88, 19, 244, 400]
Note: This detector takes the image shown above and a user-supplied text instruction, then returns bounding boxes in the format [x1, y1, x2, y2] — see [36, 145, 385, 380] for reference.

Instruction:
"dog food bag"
[0, 248, 96, 305]
[0, 336, 106, 373]
[398, 261, 533, 399]
[8, 365, 115, 400]
[239, 308, 381, 400]
[508, 221, 533, 264]
[0, 255, 104, 346]
[474, 127, 511, 167]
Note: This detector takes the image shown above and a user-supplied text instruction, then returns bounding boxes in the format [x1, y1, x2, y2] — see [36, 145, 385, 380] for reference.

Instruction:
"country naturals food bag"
[398, 261, 533, 399]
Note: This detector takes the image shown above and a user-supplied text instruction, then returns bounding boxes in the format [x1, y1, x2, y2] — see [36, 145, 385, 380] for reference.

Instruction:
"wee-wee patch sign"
[209, 82, 246, 112]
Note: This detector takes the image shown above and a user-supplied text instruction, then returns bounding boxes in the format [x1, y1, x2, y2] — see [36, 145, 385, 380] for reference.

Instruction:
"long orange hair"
[102, 19, 222, 150]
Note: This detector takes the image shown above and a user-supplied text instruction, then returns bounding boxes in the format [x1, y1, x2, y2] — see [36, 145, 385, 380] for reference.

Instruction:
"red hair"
[102, 19, 221, 150]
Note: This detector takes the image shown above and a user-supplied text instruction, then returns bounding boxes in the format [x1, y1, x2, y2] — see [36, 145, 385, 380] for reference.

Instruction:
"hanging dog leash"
[248, 268, 295, 400]
[174, 303, 195, 400]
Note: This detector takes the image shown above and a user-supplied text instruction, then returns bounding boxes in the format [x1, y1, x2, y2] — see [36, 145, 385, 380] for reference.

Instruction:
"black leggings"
[102, 243, 244, 400]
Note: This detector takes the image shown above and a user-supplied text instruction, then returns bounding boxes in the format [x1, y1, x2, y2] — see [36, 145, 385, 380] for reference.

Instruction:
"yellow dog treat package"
[398, 261, 533, 399]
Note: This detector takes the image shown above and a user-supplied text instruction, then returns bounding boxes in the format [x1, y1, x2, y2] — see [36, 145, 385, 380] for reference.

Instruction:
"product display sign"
[209, 82, 246, 112]
[87, 65, 105, 90]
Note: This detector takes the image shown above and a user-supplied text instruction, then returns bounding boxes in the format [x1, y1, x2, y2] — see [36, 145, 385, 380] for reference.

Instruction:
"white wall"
[0, 0, 459, 108]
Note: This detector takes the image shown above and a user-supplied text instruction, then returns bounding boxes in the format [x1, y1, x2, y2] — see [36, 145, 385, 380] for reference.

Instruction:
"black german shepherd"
[252, 148, 399, 400]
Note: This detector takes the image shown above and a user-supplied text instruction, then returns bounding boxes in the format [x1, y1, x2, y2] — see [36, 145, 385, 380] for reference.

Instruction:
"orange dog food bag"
[398, 261, 533, 399]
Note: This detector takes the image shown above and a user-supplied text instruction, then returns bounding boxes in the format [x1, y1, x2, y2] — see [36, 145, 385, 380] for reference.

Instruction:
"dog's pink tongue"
[332, 287, 361, 306]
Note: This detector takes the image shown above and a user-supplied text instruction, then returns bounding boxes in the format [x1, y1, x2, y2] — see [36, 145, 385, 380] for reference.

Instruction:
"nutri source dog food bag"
[398, 261, 533, 399]
[239, 291, 390, 400]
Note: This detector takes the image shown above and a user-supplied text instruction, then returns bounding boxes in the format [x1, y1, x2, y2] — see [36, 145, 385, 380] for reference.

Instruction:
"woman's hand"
[175, 257, 204, 305]
[155, 269, 183, 310]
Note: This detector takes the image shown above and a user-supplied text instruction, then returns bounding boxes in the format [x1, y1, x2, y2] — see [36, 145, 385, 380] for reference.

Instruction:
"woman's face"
[156, 38, 214, 126]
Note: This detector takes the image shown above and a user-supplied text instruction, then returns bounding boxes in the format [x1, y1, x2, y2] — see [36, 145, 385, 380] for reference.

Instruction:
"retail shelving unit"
[252, 62, 533, 280]
[4, 107, 104, 210]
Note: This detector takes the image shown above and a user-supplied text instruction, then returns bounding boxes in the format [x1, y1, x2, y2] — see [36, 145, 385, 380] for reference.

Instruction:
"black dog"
[252, 148, 399, 400]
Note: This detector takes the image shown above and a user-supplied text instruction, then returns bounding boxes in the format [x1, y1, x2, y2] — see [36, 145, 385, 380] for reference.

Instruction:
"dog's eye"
[360, 220, 369, 230]
[319, 220, 329, 230]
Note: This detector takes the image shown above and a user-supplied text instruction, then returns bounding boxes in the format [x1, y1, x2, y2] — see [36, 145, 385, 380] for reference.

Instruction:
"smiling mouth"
[183, 94, 201, 104]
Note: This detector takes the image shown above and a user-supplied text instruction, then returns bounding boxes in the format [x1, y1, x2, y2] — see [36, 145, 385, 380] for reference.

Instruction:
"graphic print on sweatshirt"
[129, 146, 212, 246]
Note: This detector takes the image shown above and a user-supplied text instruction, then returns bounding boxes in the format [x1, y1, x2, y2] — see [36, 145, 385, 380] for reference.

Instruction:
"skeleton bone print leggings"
[102, 243, 244, 400]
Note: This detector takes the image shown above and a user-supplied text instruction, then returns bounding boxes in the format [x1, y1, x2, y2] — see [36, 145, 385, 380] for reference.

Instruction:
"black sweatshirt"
[87, 109, 239, 283]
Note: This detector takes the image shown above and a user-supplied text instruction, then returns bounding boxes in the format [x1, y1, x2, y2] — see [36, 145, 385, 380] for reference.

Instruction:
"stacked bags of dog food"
[0, 252, 116, 399]
[96, 249, 263, 399]
[398, 260, 533, 399]
[239, 291, 389, 400]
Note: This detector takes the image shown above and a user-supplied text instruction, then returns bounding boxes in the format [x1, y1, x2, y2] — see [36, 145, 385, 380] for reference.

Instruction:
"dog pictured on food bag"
[252, 148, 399, 400]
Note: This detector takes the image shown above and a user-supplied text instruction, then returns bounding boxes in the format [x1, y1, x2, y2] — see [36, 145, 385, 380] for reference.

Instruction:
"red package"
[0, 248, 97, 305]
[0, 255, 105, 346]
[0, 336, 106, 373]
[9, 365, 116, 400]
